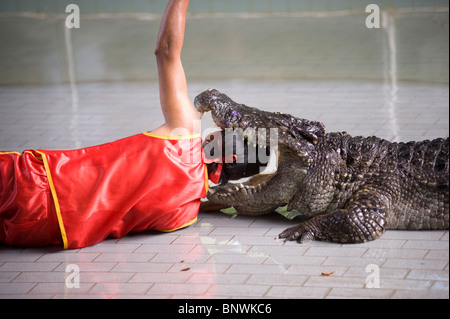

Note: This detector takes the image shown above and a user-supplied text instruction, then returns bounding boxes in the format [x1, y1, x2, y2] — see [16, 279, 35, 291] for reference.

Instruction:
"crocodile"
[195, 89, 449, 244]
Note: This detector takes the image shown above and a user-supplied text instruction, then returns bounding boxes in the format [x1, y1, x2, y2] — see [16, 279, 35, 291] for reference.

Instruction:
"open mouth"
[207, 144, 279, 197]
[195, 88, 315, 216]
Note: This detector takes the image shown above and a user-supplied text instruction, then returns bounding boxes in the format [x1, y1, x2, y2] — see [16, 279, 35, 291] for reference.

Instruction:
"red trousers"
[0, 133, 208, 249]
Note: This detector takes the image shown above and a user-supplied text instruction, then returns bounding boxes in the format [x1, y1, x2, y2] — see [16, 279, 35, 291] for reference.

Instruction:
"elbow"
[155, 36, 183, 62]
[154, 42, 178, 61]
[154, 43, 168, 58]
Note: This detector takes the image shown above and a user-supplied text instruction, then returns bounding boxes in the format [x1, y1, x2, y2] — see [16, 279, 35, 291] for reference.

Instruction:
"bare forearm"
[155, 0, 190, 59]
[152, 0, 198, 135]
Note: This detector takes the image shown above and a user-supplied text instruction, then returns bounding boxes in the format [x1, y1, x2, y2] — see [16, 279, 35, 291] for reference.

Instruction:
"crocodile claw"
[278, 223, 315, 244]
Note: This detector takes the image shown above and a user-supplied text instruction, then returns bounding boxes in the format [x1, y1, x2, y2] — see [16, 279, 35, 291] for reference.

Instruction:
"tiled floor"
[0, 212, 448, 299]
[0, 80, 448, 299]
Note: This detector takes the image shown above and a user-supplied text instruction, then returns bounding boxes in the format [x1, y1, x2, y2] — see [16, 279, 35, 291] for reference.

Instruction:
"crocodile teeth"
[246, 186, 256, 194]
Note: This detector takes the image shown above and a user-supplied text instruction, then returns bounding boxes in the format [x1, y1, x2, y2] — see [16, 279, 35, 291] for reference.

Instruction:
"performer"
[1, 0, 267, 249]
[0, 0, 249, 250]
[1, 0, 269, 249]
[0, 0, 197, 249]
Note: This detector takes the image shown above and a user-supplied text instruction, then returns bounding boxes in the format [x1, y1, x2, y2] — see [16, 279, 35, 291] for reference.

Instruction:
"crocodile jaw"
[195, 89, 314, 215]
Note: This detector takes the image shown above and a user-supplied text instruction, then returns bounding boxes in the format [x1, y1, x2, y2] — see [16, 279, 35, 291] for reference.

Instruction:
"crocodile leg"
[279, 187, 390, 244]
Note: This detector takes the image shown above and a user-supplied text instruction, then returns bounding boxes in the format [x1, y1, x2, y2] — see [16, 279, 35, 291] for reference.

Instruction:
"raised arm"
[152, 0, 199, 136]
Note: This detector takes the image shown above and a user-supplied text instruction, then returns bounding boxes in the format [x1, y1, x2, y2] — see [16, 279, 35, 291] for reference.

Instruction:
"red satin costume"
[0, 132, 208, 249]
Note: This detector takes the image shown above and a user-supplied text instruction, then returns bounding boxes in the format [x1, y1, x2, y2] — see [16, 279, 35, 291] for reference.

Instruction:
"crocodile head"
[195, 89, 326, 216]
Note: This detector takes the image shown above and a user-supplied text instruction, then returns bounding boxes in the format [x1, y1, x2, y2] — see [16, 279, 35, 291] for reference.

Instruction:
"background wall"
[0, 0, 448, 85]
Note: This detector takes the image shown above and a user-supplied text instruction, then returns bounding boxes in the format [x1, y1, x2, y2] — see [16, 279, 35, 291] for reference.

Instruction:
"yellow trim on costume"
[204, 166, 209, 194]
[0, 151, 22, 156]
[160, 217, 198, 233]
[35, 151, 69, 250]
[23, 150, 43, 161]
[143, 132, 201, 140]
